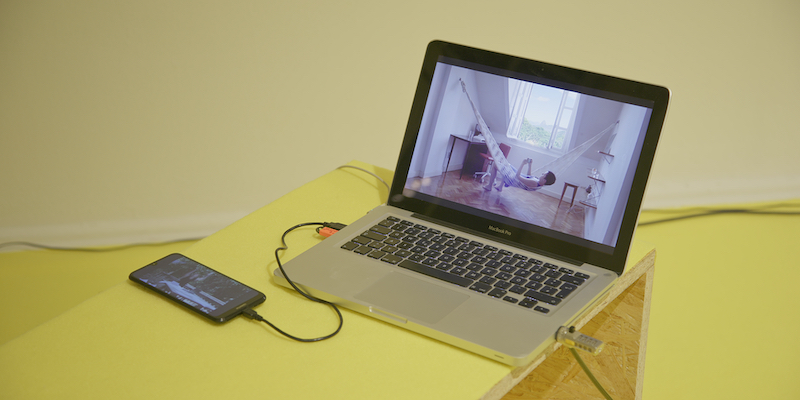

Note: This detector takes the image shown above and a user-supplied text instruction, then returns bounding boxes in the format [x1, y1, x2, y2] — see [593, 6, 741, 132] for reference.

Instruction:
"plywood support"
[483, 249, 655, 400]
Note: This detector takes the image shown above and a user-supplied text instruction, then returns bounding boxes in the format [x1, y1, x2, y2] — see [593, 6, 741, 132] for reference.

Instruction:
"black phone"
[129, 253, 266, 323]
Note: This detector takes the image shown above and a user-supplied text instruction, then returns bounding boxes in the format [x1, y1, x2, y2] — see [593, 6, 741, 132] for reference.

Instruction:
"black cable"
[241, 222, 344, 342]
[638, 202, 800, 227]
[569, 347, 614, 400]
[336, 164, 391, 193]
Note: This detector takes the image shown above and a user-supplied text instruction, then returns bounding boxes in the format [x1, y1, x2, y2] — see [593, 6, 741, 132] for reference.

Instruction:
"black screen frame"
[388, 40, 669, 275]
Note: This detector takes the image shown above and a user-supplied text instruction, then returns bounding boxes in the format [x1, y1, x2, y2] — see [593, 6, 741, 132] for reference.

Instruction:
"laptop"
[275, 40, 669, 366]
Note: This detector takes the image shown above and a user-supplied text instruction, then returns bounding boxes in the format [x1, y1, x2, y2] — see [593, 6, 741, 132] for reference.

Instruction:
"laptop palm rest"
[354, 272, 469, 324]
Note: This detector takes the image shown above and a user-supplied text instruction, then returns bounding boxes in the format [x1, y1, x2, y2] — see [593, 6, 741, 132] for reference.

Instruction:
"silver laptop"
[275, 40, 669, 366]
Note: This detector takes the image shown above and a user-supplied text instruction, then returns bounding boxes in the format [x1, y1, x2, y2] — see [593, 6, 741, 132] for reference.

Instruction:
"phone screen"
[129, 253, 265, 322]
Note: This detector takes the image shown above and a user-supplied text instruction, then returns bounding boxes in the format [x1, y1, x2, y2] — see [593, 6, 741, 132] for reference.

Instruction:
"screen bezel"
[388, 41, 669, 275]
[129, 253, 266, 323]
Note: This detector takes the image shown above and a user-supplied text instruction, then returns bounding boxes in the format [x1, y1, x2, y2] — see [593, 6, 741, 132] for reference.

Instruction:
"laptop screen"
[390, 42, 669, 273]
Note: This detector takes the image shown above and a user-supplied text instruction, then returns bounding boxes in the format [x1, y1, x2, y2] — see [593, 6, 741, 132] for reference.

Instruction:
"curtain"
[505, 79, 533, 139]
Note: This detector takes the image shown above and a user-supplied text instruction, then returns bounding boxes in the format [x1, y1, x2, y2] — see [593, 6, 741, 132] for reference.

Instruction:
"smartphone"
[129, 253, 266, 323]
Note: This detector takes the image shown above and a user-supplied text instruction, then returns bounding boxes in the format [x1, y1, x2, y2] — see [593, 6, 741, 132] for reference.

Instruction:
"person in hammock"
[483, 157, 556, 192]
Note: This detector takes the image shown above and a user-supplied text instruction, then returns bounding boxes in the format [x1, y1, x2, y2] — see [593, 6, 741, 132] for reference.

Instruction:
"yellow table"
[0, 161, 654, 399]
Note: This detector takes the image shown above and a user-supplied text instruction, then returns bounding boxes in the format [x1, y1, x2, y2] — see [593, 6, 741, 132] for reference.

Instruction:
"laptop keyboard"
[339, 216, 591, 315]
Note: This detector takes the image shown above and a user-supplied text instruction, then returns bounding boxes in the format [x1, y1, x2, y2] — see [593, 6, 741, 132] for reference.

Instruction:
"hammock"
[459, 79, 616, 191]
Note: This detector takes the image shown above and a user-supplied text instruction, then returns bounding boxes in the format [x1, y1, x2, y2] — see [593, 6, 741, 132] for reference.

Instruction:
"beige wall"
[1, 0, 798, 246]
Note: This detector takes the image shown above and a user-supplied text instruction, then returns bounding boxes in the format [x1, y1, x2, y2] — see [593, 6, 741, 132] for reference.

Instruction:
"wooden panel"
[482, 248, 655, 400]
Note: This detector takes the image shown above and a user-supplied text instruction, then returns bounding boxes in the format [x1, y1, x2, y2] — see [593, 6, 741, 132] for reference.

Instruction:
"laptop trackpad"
[355, 272, 469, 325]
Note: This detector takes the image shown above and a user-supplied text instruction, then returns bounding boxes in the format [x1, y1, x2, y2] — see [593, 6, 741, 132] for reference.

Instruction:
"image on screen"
[134, 256, 258, 317]
[403, 61, 654, 249]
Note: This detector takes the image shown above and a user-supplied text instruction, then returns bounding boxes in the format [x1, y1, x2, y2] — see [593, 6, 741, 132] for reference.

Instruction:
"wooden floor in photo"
[407, 170, 586, 238]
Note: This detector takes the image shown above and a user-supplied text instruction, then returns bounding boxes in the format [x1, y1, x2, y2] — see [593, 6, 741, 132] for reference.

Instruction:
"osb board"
[502, 266, 654, 399]
[482, 248, 655, 400]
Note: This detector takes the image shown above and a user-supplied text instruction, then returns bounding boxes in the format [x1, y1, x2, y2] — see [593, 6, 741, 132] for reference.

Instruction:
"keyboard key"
[354, 245, 372, 255]
[410, 245, 426, 253]
[531, 265, 546, 274]
[471, 256, 488, 264]
[545, 270, 562, 278]
[362, 231, 385, 241]
[499, 265, 516, 273]
[397, 260, 473, 287]
[466, 263, 483, 271]
[472, 248, 490, 256]
[544, 278, 562, 287]
[370, 225, 392, 235]
[493, 280, 512, 289]
[495, 272, 513, 281]
[367, 250, 387, 259]
[487, 288, 507, 298]
[418, 231, 436, 239]
[421, 258, 439, 266]
[452, 259, 469, 267]
[405, 228, 421, 235]
[341, 242, 358, 251]
[524, 281, 542, 291]
[556, 288, 575, 299]
[469, 282, 492, 294]
[438, 254, 455, 263]
[519, 298, 538, 309]
[429, 243, 445, 251]
[510, 276, 526, 285]
[381, 254, 402, 264]
[502, 296, 518, 304]
[479, 276, 497, 285]
[523, 290, 562, 305]
[541, 286, 558, 295]
[442, 247, 459, 255]
[510, 285, 526, 294]
[450, 267, 467, 276]
[436, 263, 453, 271]
[395, 249, 412, 258]
[534, 306, 550, 314]
[353, 236, 372, 245]
[423, 250, 440, 258]
[485, 260, 503, 268]
[513, 269, 532, 278]
[561, 275, 586, 285]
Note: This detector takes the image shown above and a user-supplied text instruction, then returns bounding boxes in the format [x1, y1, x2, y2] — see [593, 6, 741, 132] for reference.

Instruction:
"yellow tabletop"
[0, 161, 653, 399]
